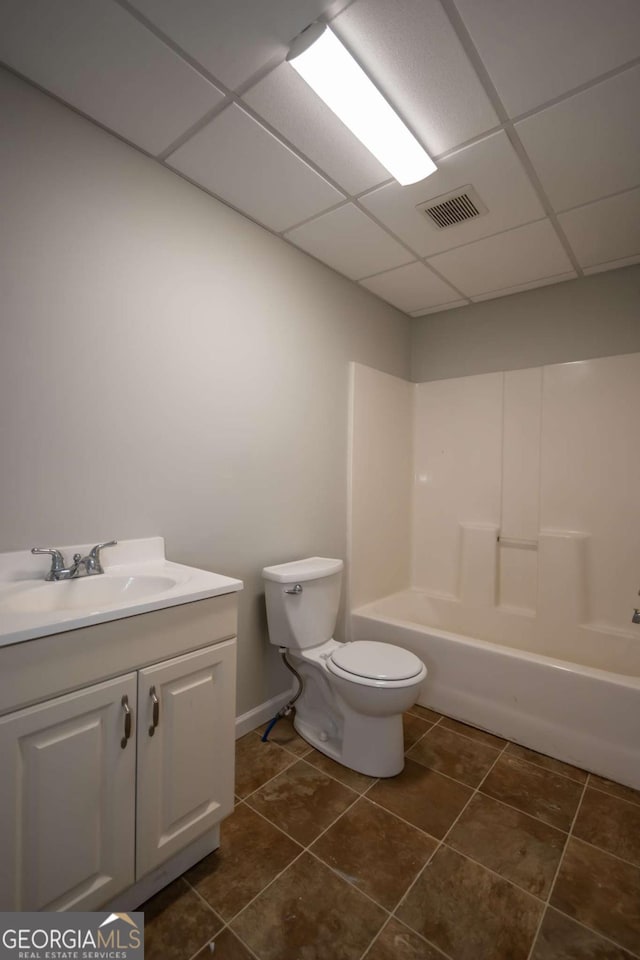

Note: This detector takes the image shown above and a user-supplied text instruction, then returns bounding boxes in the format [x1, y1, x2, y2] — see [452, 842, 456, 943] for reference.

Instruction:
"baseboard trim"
[235, 688, 294, 739]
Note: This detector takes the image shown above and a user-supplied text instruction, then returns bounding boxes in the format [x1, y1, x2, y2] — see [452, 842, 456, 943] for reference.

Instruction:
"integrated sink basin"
[0, 574, 179, 614]
[0, 536, 243, 645]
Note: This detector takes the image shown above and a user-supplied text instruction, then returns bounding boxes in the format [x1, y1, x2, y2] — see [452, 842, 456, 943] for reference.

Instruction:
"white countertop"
[0, 536, 243, 646]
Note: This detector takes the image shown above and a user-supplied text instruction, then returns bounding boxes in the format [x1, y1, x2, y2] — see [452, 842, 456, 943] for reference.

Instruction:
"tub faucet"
[32, 540, 117, 581]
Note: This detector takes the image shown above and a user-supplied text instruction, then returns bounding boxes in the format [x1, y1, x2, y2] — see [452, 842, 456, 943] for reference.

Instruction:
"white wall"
[0, 69, 411, 714]
[411, 266, 640, 383]
[348, 364, 412, 609]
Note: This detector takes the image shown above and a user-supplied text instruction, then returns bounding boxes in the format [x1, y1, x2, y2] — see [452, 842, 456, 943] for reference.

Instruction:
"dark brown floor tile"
[551, 837, 640, 954]
[589, 774, 640, 807]
[481, 754, 583, 831]
[231, 851, 386, 960]
[407, 725, 500, 787]
[235, 732, 296, 798]
[246, 759, 357, 845]
[186, 802, 301, 921]
[447, 793, 566, 897]
[368, 758, 472, 839]
[506, 742, 588, 783]
[364, 918, 448, 960]
[311, 796, 436, 910]
[257, 714, 313, 757]
[304, 746, 377, 794]
[531, 907, 635, 960]
[142, 878, 221, 960]
[192, 927, 255, 960]
[408, 704, 442, 724]
[403, 711, 433, 751]
[439, 717, 506, 750]
[397, 845, 542, 960]
[573, 787, 640, 865]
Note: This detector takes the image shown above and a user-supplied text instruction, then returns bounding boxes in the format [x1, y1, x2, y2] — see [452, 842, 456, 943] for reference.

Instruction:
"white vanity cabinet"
[135, 641, 235, 878]
[0, 672, 138, 911]
[0, 592, 238, 912]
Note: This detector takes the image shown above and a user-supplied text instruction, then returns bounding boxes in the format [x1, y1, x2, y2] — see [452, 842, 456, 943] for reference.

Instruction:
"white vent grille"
[418, 185, 488, 230]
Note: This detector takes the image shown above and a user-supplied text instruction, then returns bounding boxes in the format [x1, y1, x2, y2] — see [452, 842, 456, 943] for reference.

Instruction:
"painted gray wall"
[411, 267, 640, 382]
[0, 69, 411, 715]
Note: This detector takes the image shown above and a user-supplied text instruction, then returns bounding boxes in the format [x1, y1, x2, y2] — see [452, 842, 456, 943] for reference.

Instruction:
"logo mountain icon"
[99, 913, 139, 929]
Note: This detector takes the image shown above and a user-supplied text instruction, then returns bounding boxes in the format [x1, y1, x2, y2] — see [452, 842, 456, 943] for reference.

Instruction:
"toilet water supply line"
[261, 647, 304, 741]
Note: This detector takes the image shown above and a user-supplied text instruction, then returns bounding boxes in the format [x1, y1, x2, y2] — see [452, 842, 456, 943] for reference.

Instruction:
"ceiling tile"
[470, 273, 577, 302]
[411, 300, 469, 317]
[453, 0, 640, 118]
[127, 0, 336, 90]
[558, 188, 640, 269]
[285, 205, 414, 280]
[428, 220, 575, 297]
[584, 255, 640, 275]
[242, 63, 389, 195]
[360, 132, 545, 257]
[359, 262, 462, 313]
[166, 104, 343, 232]
[332, 0, 498, 156]
[516, 67, 640, 212]
[0, 0, 224, 155]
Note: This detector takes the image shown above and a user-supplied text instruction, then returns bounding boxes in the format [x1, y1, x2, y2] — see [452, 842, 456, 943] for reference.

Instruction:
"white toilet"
[262, 557, 427, 777]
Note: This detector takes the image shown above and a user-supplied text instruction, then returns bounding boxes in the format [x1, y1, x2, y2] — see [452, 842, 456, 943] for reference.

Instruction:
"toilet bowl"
[262, 557, 427, 777]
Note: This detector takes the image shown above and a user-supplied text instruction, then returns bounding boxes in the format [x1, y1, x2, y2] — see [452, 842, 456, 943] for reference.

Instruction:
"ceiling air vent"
[418, 185, 488, 230]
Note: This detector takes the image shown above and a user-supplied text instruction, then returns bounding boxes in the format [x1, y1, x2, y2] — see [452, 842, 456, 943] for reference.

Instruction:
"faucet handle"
[87, 540, 118, 573]
[31, 547, 66, 581]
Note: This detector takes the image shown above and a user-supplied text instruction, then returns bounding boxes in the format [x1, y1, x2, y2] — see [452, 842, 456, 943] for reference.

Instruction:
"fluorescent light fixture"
[287, 22, 436, 186]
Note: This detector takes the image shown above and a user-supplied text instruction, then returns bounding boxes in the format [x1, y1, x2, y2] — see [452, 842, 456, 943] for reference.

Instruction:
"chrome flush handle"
[284, 583, 303, 595]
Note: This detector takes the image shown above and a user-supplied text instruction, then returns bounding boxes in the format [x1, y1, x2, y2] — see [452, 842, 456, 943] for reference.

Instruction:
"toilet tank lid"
[262, 557, 343, 583]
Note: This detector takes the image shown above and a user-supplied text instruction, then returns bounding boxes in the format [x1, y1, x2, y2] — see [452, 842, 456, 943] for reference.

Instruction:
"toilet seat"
[326, 640, 425, 688]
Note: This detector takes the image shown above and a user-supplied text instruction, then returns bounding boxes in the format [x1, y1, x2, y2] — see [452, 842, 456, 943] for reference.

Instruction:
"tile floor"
[142, 705, 640, 960]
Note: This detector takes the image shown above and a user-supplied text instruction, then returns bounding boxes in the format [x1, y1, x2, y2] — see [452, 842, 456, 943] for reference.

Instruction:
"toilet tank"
[262, 557, 343, 650]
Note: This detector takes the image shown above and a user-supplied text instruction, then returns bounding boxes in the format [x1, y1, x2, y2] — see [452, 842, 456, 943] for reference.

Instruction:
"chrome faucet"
[32, 540, 117, 581]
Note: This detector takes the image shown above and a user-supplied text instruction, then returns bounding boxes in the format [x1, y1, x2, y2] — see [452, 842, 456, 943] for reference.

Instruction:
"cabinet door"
[0, 674, 137, 911]
[136, 639, 236, 878]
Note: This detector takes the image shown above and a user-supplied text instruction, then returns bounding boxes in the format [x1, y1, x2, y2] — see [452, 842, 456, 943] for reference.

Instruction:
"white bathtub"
[352, 590, 640, 790]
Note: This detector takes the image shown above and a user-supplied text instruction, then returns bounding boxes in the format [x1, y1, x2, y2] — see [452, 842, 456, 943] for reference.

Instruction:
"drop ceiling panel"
[453, 0, 640, 118]
[0, 0, 224, 155]
[126, 0, 337, 90]
[516, 67, 640, 212]
[359, 262, 463, 313]
[428, 220, 575, 297]
[285, 204, 413, 280]
[360, 132, 545, 257]
[470, 272, 577, 303]
[558, 188, 640, 269]
[584, 256, 640, 276]
[411, 300, 468, 317]
[332, 0, 498, 156]
[166, 104, 343, 233]
[243, 63, 390, 195]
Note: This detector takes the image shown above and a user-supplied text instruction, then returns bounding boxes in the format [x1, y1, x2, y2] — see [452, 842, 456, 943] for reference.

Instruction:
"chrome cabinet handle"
[284, 583, 303, 595]
[121, 694, 132, 749]
[148, 686, 160, 737]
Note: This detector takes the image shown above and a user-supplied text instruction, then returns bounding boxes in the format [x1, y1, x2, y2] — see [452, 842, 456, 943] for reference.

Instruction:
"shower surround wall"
[349, 355, 640, 784]
[349, 352, 640, 667]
